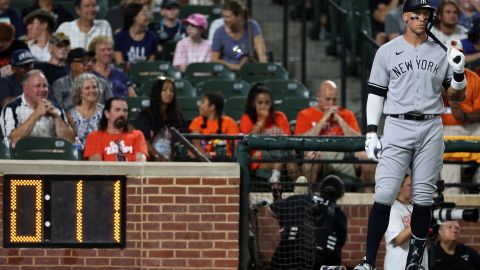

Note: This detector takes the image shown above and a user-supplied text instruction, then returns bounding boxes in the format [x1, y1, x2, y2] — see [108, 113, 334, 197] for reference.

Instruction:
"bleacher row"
[126, 61, 316, 126]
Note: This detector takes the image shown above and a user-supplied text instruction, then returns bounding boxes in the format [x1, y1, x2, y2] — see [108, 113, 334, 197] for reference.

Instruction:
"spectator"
[0, 23, 28, 77]
[52, 47, 113, 111]
[457, 0, 480, 30]
[55, 0, 112, 49]
[370, 0, 399, 45]
[114, 3, 158, 66]
[134, 77, 185, 161]
[459, 18, 480, 71]
[21, 0, 74, 29]
[188, 92, 239, 158]
[384, 174, 428, 270]
[294, 80, 365, 186]
[172, 13, 211, 72]
[67, 73, 103, 147]
[23, 9, 57, 62]
[148, 0, 185, 52]
[83, 96, 148, 161]
[0, 49, 35, 108]
[428, 221, 480, 270]
[239, 83, 301, 192]
[33, 32, 70, 84]
[89, 36, 136, 97]
[0, 0, 26, 38]
[384, 0, 405, 41]
[441, 60, 480, 194]
[211, 0, 267, 71]
[106, 0, 153, 34]
[0, 70, 74, 147]
[430, 0, 468, 46]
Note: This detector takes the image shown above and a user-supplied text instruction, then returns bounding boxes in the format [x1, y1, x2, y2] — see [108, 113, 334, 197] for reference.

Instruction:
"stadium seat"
[129, 60, 179, 87]
[196, 79, 250, 98]
[0, 142, 11, 159]
[159, 39, 178, 62]
[13, 137, 78, 160]
[224, 96, 247, 122]
[262, 79, 310, 104]
[136, 78, 157, 97]
[238, 62, 289, 84]
[175, 79, 197, 98]
[179, 5, 222, 24]
[277, 97, 311, 124]
[126, 96, 150, 121]
[176, 97, 199, 123]
[184, 62, 236, 86]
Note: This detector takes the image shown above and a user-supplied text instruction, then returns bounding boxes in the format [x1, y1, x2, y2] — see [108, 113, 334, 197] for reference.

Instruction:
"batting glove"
[365, 132, 382, 162]
[447, 47, 465, 73]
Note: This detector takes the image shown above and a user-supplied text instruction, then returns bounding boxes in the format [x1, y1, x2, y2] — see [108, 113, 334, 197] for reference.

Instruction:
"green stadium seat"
[14, 137, 78, 160]
[277, 97, 312, 130]
[262, 79, 310, 104]
[224, 96, 247, 122]
[196, 79, 250, 98]
[238, 62, 289, 84]
[159, 39, 178, 62]
[179, 5, 222, 24]
[0, 142, 11, 159]
[177, 97, 199, 123]
[126, 96, 150, 121]
[129, 60, 179, 87]
[136, 78, 157, 97]
[184, 62, 235, 86]
[175, 79, 197, 98]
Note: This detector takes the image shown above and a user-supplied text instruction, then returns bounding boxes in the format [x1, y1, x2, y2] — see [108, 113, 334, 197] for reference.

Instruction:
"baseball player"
[354, 0, 467, 270]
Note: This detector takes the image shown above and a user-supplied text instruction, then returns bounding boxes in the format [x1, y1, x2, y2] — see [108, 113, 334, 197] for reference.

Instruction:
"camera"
[432, 180, 479, 223]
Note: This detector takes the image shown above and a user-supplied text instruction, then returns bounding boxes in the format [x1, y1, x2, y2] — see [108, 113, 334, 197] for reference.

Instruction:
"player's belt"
[389, 114, 439, 121]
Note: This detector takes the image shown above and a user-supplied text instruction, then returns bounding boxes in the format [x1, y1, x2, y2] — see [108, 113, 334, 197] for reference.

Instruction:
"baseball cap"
[49, 32, 70, 47]
[161, 0, 180, 9]
[11, 49, 35, 66]
[183, 13, 208, 30]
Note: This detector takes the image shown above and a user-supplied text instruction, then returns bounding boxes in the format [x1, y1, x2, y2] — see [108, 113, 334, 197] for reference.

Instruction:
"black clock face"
[3, 175, 126, 248]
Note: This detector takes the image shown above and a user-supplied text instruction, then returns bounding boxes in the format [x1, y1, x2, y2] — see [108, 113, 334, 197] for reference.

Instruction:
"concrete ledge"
[0, 160, 240, 177]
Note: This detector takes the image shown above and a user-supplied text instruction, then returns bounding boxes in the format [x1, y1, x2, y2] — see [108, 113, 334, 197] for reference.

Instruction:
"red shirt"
[84, 129, 148, 161]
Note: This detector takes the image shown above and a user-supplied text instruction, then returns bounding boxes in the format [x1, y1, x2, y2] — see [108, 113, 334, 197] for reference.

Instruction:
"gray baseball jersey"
[368, 36, 453, 115]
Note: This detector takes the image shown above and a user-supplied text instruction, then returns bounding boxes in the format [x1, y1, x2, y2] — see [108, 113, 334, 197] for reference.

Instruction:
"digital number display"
[3, 175, 126, 248]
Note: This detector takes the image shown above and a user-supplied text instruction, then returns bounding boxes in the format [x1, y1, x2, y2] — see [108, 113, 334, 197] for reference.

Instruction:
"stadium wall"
[0, 161, 479, 269]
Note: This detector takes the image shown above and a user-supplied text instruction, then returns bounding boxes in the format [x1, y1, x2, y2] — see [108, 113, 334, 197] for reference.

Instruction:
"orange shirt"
[188, 115, 239, 153]
[239, 111, 291, 135]
[442, 68, 480, 126]
[83, 129, 148, 161]
[294, 106, 360, 135]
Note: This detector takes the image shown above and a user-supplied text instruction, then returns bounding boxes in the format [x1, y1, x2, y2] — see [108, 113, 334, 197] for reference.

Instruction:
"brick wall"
[0, 175, 240, 270]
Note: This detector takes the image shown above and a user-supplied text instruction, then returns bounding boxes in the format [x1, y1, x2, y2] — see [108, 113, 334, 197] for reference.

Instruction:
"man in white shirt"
[24, 9, 56, 62]
[430, 0, 468, 46]
[56, 0, 112, 49]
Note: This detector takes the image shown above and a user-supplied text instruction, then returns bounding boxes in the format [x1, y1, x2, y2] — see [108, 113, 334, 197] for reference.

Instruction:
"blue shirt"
[114, 29, 158, 64]
[93, 66, 132, 97]
[211, 19, 261, 65]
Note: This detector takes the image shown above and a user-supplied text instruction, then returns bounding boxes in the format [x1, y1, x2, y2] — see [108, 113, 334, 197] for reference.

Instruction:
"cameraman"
[269, 174, 347, 269]
[384, 174, 428, 270]
[428, 221, 480, 270]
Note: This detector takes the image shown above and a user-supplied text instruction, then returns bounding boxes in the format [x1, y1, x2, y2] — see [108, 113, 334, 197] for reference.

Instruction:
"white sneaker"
[353, 257, 376, 270]
[294, 176, 308, 193]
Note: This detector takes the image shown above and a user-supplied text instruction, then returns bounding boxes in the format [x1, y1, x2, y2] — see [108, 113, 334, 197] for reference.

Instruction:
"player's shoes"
[353, 257, 376, 270]
[405, 263, 425, 270]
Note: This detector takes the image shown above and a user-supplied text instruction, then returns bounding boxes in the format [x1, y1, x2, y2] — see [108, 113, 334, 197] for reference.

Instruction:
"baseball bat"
[427, 29, 461, 63]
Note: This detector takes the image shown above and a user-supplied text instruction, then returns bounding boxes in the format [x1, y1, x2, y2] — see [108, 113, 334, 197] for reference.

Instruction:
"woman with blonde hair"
[89, 35, 136, 97]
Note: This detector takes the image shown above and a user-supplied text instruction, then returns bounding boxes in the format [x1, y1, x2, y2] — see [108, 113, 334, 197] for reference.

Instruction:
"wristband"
[451, 72, 466, 90]
[366, 125, 378, 133]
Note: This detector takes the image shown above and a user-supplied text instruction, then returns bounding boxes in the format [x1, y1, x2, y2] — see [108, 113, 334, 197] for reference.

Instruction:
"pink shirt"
[172, 37, 211, 68]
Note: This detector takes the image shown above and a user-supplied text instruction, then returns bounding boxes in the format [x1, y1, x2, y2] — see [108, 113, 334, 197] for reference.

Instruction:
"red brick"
[110, 258, 136, 266]
[147, 231, 174, 239]
[176, 178, 201, 185]
[162, 241, 187, 249]
[188, 187, 213, 195]
[175, 250, 200, 258]
[214, 187, 239, 195]
[175, 196, 200, 204]
[215, 223, 238, 231]
[163, 222, 187, 230]
[147, 178, 174, 185]
[215, 241, 238, 249]
[201, 214, 227, 222]
[142, 258, 161, 267]
[143, 205, 160, 212]
[188, 222, 213, 231]
[161, 187, 186, 194]
[202, 178, 227, 185]
[8, 257, 33, 264]
[174, 232, 200, 240]
[189, 205, 214, 212]
[19, 250, 45, 256]
[188, 241, 213, 249]
[162, 205, 187, 212]
[228, 178, 241, 185]
[143, 186, 160, 194]
[175, 214, 200, 222]
[202, 196, 227, 204]
[147, 195, 174, 204]
[147, 213, 174, 221]
[201, 232, 226, 240]
[202, 250, 226, 258]
[161, 259, 187, 267]
[142, 222, 160, 230]
[34, 257, 59, 265]
[187, 259, 213, 267]
[62, 257, 84, 265]
[216, 205, 239, 212]
[85, 258, 109, 265]
[148, 250, 174, 258]
[214, 259, 238, 267]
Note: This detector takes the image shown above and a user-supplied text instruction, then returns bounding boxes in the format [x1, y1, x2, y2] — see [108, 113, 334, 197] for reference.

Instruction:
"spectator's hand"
[319, 106, 338, 123]
[0, 65, 12, 77]
[403, 215, 411, 228]
[34, 99, 50, 118]
[44, 100, 60, 118]
[257, 107, 269, 122]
